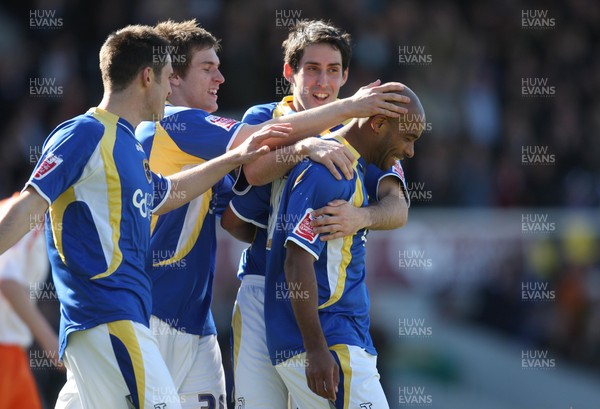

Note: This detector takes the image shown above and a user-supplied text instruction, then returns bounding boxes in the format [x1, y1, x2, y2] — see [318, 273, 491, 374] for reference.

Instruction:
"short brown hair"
[154, 19, 221, 78]
[99, 25, 170, 92]
[283, 20, 352, 73]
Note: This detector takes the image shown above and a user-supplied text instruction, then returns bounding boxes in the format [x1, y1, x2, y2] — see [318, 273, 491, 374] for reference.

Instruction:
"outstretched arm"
[0, 189, 48, 256]
[244, 137, 356, 186]
[156, 123, 291, 215]
[235, 81, 411, 185]
[231, 81, 410, 152]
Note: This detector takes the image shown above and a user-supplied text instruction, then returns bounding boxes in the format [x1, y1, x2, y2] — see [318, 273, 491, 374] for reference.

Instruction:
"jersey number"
[198, 394, 225, 409]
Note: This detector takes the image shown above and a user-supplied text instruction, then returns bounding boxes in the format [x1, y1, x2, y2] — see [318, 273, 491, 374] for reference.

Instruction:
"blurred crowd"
[0, 0, 598, 205]
[0, 0, 599, 406]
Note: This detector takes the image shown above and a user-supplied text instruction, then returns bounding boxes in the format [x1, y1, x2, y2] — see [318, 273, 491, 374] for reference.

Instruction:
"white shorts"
[55, 320, 181, 409]
[275, 344, 389, 409]
[150, 315, 226, 409]
[231, 275, 289, 408]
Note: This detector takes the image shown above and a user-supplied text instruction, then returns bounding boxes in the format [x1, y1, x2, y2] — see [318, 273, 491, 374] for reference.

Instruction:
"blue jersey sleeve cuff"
[285, 236, 319, 261]
[376, 173, 410, 208]
[23, 181, 52, 206]
[152, 176, 172, 213]
[229, 201, 268, 229]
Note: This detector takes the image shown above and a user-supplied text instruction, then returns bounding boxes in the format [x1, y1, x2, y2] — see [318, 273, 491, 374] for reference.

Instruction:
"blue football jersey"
[365, 161, 410, 206]
[232, 96, 350, 280]
[26, 107, 170, 357]
[264, 138, 377, 365]
[136, 105, 241, 335]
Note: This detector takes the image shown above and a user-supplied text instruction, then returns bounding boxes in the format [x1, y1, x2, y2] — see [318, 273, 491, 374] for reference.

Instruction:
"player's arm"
[0, 279, 61, 368]
[285, 242, 339, 401]
[221, 205, 256, 243]
[0, 189, 48, 256]
[310, 176, 408, 240]
[234, 81, 410, 183]
[243, 137, 356, 186]
[156, 123, 290, 215]
[232, 81, 409, 149]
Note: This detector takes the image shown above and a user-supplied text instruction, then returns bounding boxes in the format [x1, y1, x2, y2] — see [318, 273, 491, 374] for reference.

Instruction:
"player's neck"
[98, 90, 145, 128]
[166, 92, 187, 109]
[343, 126, 373, 165]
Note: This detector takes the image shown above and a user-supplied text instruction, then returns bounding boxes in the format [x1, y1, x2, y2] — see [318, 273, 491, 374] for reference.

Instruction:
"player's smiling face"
[379, 112, 425, 169]
[284, 43, 348, 112]
[175, 47, 224, 113]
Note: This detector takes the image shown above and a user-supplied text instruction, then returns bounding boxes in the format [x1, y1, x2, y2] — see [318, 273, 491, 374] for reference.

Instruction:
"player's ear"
[369, 115, 387, 135]
[283, 63, 294, 83]
[169, 72, 182, 87]
[141, 67, 153, 88]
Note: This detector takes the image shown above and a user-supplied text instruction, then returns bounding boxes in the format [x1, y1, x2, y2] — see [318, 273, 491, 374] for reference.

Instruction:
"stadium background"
[1, 0, 599, 407]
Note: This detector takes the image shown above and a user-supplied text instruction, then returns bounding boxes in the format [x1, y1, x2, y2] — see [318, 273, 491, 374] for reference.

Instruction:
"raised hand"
[342, 79, 411, 118]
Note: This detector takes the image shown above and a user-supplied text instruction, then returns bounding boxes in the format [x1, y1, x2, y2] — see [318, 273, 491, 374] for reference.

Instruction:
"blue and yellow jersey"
[135, 105, 241, 335]
[264, 138, 377, 365]
[229, 183, 270, 279]
[365, 160, 410, 207]
[228, 98, 290, 280]
[232, 96, 409, 280]
[26, 107, 171, 357]
[232, 96, 347, 280]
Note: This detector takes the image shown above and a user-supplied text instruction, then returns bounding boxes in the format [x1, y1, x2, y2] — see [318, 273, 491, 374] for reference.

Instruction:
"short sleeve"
[229, 184, 271, 228]
[150, 109, 245, 159]
[212, 175, 235, 217]
[151, 172, 172, 213]
[364, 161, 410, 207]
[26, 120, 102, 205]
[242, 104, 276, 125]
[284, 163, 354, 260]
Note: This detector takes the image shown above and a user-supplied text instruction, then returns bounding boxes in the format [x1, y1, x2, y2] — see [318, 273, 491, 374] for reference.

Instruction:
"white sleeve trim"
[229, 201, 267, 229]
[232, 168, 251, 195]
[226, 123, 246, 152]
[23, 181, 52, 206]
[285, 236, 319, 260]
[152, 176, 172, 213]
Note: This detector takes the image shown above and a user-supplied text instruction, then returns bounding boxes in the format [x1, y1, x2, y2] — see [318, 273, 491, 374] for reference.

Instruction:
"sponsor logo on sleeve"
[293, 208, 318, 243]
[33, 153, 63, 180]
[206, 115, 238, 131]
[392, 161, 406, 185]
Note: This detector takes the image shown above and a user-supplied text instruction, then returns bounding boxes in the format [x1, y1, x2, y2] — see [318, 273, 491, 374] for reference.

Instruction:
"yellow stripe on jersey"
[319, 234, 352, 309]
[232, 303, 242, 375]
[48, 187, 76, 267]
[330, 344, 352, 409]
[152, 191, 211, 267]
[149, 123, 213, 265]
[292, 166, 310, 189]
[50, 109, 129, 280]
[107, 321, 146, 409]
[319, 155, 364, 309]
[91, 113, 123, 280]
